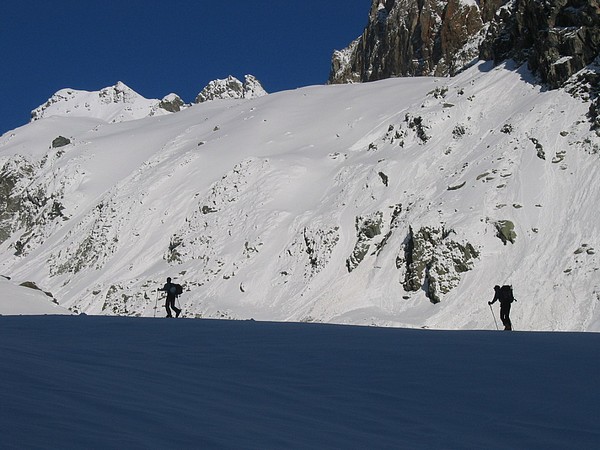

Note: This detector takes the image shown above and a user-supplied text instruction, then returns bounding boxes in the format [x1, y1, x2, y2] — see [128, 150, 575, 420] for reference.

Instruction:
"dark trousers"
[165, 296, 181, 317]
[500, 302, 512, 330]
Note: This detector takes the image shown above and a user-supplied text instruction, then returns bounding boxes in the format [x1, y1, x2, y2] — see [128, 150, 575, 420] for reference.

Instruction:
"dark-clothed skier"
[489, 285, 515, 330]
[158, 277, 181, 318]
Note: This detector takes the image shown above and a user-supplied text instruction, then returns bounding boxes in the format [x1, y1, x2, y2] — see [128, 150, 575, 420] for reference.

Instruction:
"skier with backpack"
[489, 285, 516, 330]
[158, 277, 182, 318]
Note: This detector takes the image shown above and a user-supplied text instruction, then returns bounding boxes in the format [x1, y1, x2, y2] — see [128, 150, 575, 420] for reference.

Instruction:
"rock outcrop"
[399, 226, 479, 304]
[481, 0, 600, 88]
[0, 153, 70, 257]
[346, 213, 383, 272]
[194, 75, 267, 103]
[330, 0, 487, 83]
[329, 0, 600, 89]
[158, 93, 185, 113]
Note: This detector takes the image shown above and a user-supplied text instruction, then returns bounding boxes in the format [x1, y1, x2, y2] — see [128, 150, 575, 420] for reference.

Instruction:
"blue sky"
[1, 1, 369, 135]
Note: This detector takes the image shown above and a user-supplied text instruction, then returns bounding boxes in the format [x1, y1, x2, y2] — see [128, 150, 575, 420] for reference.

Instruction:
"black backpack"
[499, 285, 515, 303]
[168, 283, 183, 297]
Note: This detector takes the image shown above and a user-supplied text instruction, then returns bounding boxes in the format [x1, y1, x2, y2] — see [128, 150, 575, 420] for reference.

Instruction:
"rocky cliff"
[329, 0, 599, 89]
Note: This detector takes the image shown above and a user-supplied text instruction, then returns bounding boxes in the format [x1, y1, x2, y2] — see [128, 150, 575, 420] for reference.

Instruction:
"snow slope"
[0, 315, 598, 448]
[1, 61, 599, 330]
[0, 276, 71, 315]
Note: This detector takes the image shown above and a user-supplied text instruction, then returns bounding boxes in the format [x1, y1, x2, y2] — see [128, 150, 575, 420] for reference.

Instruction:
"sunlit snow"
[1, 61, 599, 331]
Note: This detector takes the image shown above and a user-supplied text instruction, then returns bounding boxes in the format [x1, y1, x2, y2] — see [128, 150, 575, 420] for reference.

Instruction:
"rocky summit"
[329, 0, 599, 89]
[195, 75, 268, 103]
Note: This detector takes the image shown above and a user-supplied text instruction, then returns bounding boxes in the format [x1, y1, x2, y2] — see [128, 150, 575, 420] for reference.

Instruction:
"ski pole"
[489, 303, 499, 330]
[153, 290, 157, 318]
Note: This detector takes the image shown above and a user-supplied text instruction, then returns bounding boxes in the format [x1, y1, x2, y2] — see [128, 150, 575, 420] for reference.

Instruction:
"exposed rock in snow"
[400, 226, 479, 304]
[51, 136, 71, 148]
[194, 75, 268, 103]
[330, 0, 600, 92]
[158, 93, 186, 113]
[481, 0, 600, 88]
[329, 0, 486, 83]
[330, 39, 362, 84]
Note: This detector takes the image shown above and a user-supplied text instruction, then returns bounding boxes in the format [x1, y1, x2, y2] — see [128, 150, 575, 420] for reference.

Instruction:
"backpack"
[168, 283, 183, 297]
[499, 285, 515, 303]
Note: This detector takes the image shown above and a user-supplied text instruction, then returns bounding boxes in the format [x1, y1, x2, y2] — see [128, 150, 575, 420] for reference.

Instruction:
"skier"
[158, 277, 181, 318]
[489, 285, 516, 330]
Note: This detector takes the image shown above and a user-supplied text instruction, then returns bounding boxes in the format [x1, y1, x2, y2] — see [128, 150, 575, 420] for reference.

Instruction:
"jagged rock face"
[194, 75, 267, 103]
[0, 157, 33, 244]
[346, 212, 383, 272]
[399, 226, 479, 304]
[330, 0, 599, 89]
[564, 55, 600, 132]
[329, 0, 486, 83]
[482, 0, 600, 88]
[0, 151, 70, 256]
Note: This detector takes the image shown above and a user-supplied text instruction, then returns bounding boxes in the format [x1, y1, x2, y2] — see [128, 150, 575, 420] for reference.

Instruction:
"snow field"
[0, 315, 598, 449]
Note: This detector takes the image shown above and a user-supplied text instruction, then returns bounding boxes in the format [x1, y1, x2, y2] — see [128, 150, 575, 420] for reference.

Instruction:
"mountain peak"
[194, 75, 268, 103]
[98, 81, 138, 104]
[31, 82, 173, 123]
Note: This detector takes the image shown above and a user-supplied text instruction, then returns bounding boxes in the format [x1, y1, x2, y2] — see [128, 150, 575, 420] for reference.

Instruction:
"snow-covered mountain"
[30, 81, 176, 123]
[30, 75, 268, 123]
[1, 59, 599, 330]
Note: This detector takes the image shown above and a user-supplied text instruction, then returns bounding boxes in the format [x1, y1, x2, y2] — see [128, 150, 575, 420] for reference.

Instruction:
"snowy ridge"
[30, 81, 173, 123]
[28, 75, 267, 123]
[1, 61, 599, 331]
